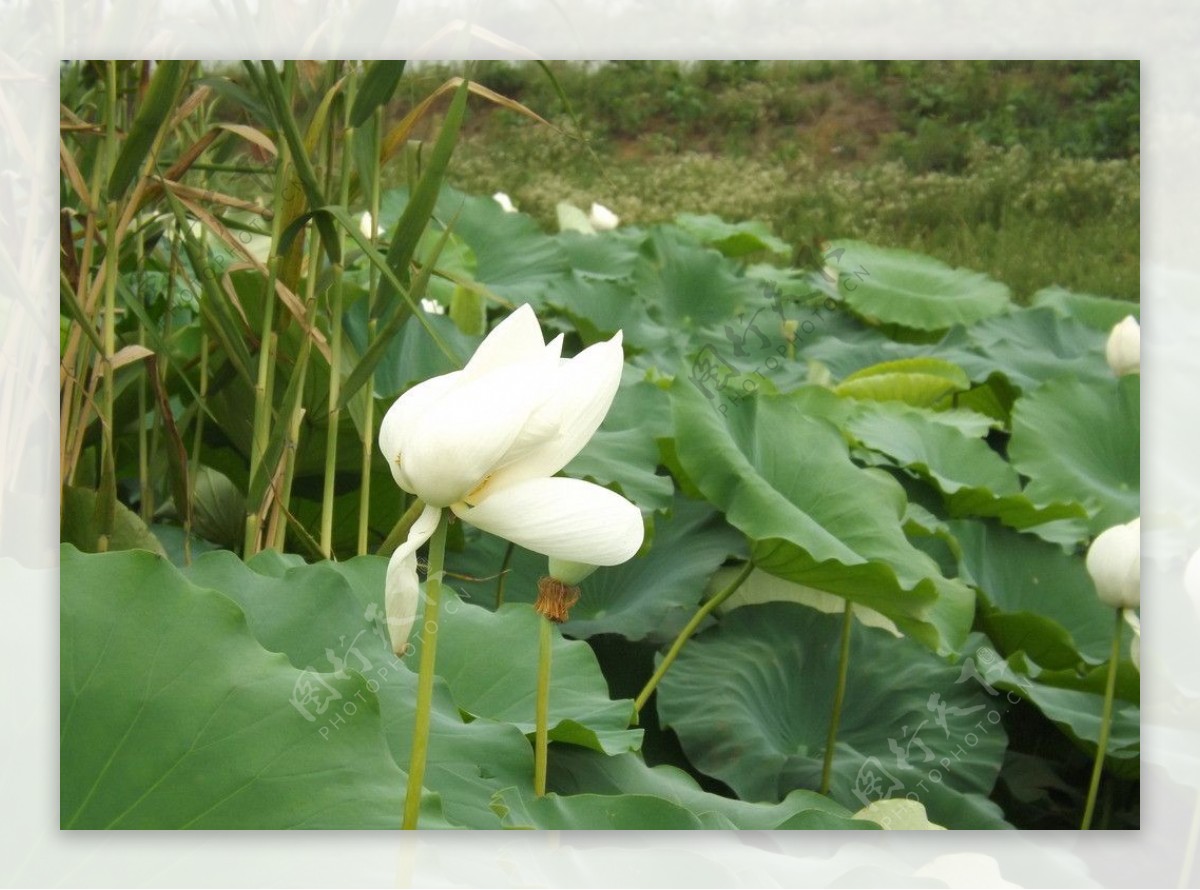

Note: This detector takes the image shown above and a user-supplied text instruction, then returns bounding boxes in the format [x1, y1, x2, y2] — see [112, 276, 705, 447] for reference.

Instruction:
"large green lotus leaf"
[181, 550, 536, 828]
[827, 239, 1012, 331]
[835, 357, 971, 407]
[1008, 375, 1140, 535]
[970, 642, 1139, 771]
[655, 602, 1011, 828]
[149, 523, 222, 566]
[671, 380, 975, 654]
[426, 186, 572, 303]
[951, 307, 1111, 392]
[553, 227, 647, 280]
[845, 402, 1089, 533]
[1031, 286, 1140, 331]
[493, 789, 705, 829]
[674, 213, 790, 258]
[545, 748, 870, 830]
[634, 226, 759, 328]
[948, 519, 1116, 668]
[60, 546, 449, 829]
[311, 553, 642, 757]
[61, 485, 166, 557]
[712, 566, 901, 638]
[547, 271, 677, 356]
[445, 495, 744, 645]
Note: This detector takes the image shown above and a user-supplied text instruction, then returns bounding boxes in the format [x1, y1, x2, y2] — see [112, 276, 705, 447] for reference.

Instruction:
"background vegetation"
[399, 60, 1139, 302]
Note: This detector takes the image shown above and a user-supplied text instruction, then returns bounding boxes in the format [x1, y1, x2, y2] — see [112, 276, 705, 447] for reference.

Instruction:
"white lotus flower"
[379, 304, 644, 652]
[1086, 517, 1141, 609]
[493, 192, 517, 213]
[588, 202, 619, 231]
[359, 210, 383, 240]
[1105, 315, 1140, 376]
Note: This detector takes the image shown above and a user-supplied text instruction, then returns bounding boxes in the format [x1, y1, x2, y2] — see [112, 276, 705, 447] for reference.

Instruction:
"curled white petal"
[493, 191, 517, 213]
[588, 202, 620, 231]
[385, 505, 441, 654]
[420, 298, 445, 315]
[402, 355, 557, 507]
[1105, 315, 1140, 376]
[463, 303, 547, 381]
[379, 372, 464, 493]
[485, 333, 625, 493]
[359, 211, 376, 239]
[1086, 517, 1141, 609]
[453, 476, 643, 566]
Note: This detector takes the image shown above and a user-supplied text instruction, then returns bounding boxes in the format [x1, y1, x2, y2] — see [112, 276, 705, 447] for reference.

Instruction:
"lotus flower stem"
[1081, 607, 1123, 829]
[634, 560, 755, 715]
[534, 614, 553, 796]
[401, 508, 449, 830]
[820, 600, 854, 795]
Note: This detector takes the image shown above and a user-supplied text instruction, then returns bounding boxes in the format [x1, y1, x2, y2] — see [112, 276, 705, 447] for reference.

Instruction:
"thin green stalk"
[269, 223, 324, 551]
[820, 601, 854, 795]
[534, 615, 553, 796]
[356, 316, 376, 556]
[378, 497, 427, 557]
[244, 253, 281, 557]
[634, 561, 755, 714]
[356, 106, 384, 556]
[97, 61, 120, 552]
[136, 327, 151, 523]
[402, 508, 449, 830]
[319, 74, 357, 557]
[1081, 607, 1124, 829]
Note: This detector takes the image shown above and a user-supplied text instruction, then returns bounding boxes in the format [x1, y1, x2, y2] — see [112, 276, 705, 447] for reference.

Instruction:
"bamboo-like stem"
[356, 316, 377, 556]
[634, 561, 755, 714]
[820, 600, 854, 795]
[97, 61, 120, 552]
[401, 509, 450, 830]
[319, 71, 357, 558]
[534, 615, 553, 796]
[1081, 608, 1124, 829]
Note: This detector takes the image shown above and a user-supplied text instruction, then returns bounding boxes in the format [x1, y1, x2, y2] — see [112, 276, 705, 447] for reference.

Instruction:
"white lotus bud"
[1105, 315, 1140, 376]
[1086, 517, 1140, 609]
[588, 202, 619, 231]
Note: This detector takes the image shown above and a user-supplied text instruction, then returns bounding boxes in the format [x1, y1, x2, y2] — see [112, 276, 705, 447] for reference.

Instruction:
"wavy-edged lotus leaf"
[671, 379, 975, 654]
[1031, 286, 1140, 331]
[949, 519, 1117, 668]
[446, 494, 744, 645]
[544, 747, 872, 829]
[1008, 375, 1139, 535]
[827, 239, 1012, 331]
[61, 485, 166, 557]
[835, 356, 971, 407]
[675, 212, 790, 258]
[845, 402, 1089, 535]
[655, 601, 1011, 828]
[60, 545, 450, 829]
